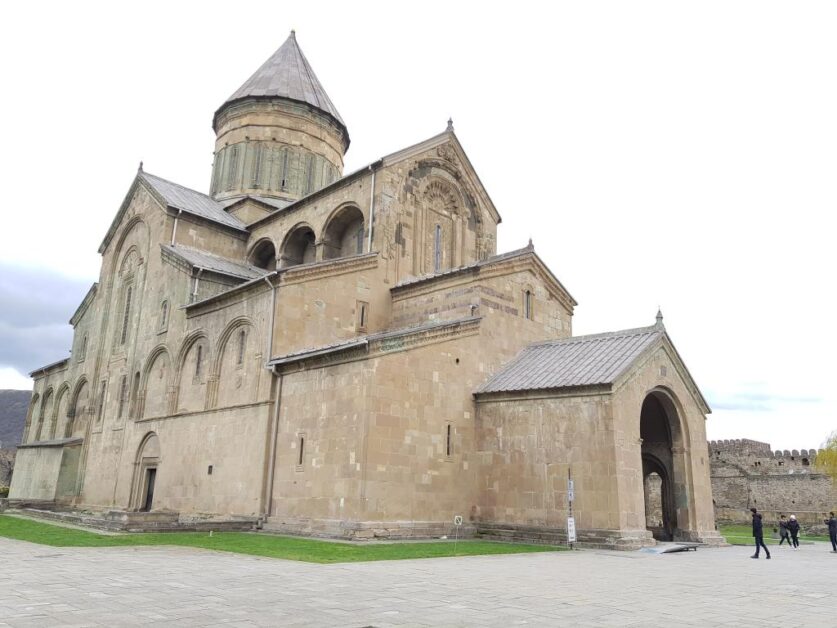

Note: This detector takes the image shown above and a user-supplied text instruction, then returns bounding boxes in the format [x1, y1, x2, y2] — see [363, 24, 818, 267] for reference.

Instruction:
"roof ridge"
[141, 171, 211, 199]
[530, 324, 661, 348]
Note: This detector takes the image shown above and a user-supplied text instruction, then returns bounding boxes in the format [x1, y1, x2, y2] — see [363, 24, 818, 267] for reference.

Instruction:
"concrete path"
[1, 537, 835, 627]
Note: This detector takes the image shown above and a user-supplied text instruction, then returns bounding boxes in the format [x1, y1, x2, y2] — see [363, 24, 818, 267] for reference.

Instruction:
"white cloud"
[0, 367, 33, 391]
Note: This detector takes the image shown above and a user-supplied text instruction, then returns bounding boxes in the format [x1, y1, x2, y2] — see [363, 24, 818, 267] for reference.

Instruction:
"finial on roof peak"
[446, 117, 454, 132]
[290, 29, 296, 39]
[527, 237, 534, 250]
[655, 307, 664, 329]
[138, 161, 143, 172]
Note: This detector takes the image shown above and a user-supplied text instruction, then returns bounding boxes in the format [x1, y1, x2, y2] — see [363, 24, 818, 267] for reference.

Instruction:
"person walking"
[751, 507, 771, 559]
[787, 514, 800, 549]
[825, 512, 837, 553]
[778, 515, 792, 546]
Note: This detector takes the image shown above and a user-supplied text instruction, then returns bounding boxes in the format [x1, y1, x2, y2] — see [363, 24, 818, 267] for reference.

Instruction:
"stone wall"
[710, 439, 837, 526]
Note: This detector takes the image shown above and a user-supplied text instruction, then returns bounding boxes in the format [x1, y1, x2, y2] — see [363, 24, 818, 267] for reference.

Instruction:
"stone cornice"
[391, 250, 577, 313]
[280, 252, 378, 285]
[272, 317, 481, 374]
[184, 253, 379, 317]
[474, 384, 612, 403]
[69, 283, 98, 327]
[29, 358, 70, 378]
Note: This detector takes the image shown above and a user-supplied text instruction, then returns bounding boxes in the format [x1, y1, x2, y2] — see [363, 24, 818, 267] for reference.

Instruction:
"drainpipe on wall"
[264, 368, 283, 519]
[191, 268, 204, 303]
[171, 209, 182, 246]
[366, 160, 383, 253]
[260, 273, 280, 521]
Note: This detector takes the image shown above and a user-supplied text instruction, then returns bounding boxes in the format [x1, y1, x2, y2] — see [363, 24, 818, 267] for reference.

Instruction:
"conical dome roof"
[215, 31, 347, 140]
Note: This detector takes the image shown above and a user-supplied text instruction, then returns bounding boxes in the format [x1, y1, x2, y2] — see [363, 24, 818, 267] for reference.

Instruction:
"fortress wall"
[709, 439, 836, 526]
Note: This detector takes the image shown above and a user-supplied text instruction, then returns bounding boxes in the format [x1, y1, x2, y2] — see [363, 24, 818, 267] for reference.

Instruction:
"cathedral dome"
[210, 32, 349, 203]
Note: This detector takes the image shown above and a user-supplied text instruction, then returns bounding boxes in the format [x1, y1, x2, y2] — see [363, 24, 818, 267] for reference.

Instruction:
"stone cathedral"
[11, 32, 722, 548]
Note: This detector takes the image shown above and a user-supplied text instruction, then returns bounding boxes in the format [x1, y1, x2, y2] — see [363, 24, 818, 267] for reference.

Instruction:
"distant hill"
[0, 389, 31, 449]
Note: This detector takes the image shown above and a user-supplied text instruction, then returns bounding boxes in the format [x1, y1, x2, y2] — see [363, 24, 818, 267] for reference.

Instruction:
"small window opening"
[298, 436, 305, 466]
[96, 381, 107, 423]
[523, 289, 533, 320]
[357, 301, 369, 331]
[446, 424, 453, 457]
[117, 375, 128, 419]
[356, 226, 364, 255]
[159, 301, 169, 331]
[802, 458, 809, 466]
[207, 465, 214, 475]
[237, 330, 246, 366]
[195, 344, 203, 377]
[78, 334, 88, 362]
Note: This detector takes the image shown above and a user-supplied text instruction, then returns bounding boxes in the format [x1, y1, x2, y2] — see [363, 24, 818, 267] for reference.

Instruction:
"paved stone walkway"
[1, 537, 835, 626]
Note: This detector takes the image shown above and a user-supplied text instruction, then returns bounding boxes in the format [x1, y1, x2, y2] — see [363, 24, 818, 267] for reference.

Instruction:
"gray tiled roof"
[476, 325, 664, 394]
[221, 31, 346, 132]
[141, 172, 247, 231]
[161, 245, 268, 281]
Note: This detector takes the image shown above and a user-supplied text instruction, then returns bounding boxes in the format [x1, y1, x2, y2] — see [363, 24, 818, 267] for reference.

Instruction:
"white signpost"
[567, 470, 576, 548]
[453, 515, 463, 553]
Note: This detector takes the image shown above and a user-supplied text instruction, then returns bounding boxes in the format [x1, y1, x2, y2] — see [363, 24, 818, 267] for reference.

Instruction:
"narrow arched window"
[120, 286, 133, 345]
[251, 143, 263, 188]
[237, 330, 246, 366]
[434, 224, 442, 273]
[159, 301, 169, 331]
[524, 289, 533, 320]
[298, 436, 305, 466]
[226, 145, 240, 190]
[78, 334, 88, 362]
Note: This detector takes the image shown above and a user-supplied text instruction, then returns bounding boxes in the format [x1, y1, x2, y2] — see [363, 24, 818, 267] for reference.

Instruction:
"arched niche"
[176, 335, 209, 413]
[322, 205, 365, 260]
[35, 388, 54, 441]
[279, 224, 317, 267]
[67, 379, 90, 438]
[52, 384, 71, 440]
[215, 321, 258, 408]
[142, 349, 171, 418]
[248, 238, 277, 270]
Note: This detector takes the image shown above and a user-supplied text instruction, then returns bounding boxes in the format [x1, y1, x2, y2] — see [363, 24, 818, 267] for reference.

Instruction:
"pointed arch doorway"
[131, 433, 161, 511]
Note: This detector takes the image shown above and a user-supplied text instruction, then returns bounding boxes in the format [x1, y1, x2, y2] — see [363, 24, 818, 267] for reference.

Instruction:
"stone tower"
[210, 31, 349, 203]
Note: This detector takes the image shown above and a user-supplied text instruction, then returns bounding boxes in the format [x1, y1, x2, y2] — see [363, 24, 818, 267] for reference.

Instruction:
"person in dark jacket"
[778, 515, 791, 546]
[751, 507, 771, 559]
[825, 512, 837, 553]
[787, 514, 800, 548]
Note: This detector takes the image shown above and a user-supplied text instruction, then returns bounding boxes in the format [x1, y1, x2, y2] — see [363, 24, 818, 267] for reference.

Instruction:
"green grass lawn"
[719, 524, 829, 546]
[0, 515, 564, 563]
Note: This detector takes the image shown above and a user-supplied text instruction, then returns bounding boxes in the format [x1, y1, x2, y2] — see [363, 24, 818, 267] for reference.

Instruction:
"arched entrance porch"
[640, 389, 692, 542]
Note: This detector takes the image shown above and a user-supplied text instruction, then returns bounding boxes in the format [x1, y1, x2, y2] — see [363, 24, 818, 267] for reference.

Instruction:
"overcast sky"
[1, 1, 834, 450]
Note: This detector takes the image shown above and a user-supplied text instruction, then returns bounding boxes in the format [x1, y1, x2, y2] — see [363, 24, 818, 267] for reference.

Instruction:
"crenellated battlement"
[708, 439, 819, 465]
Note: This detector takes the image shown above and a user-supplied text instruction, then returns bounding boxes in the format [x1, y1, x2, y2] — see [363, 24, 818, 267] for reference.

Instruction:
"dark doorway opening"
[640, 392, 679, 541]
[142, 468, 157, 512]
